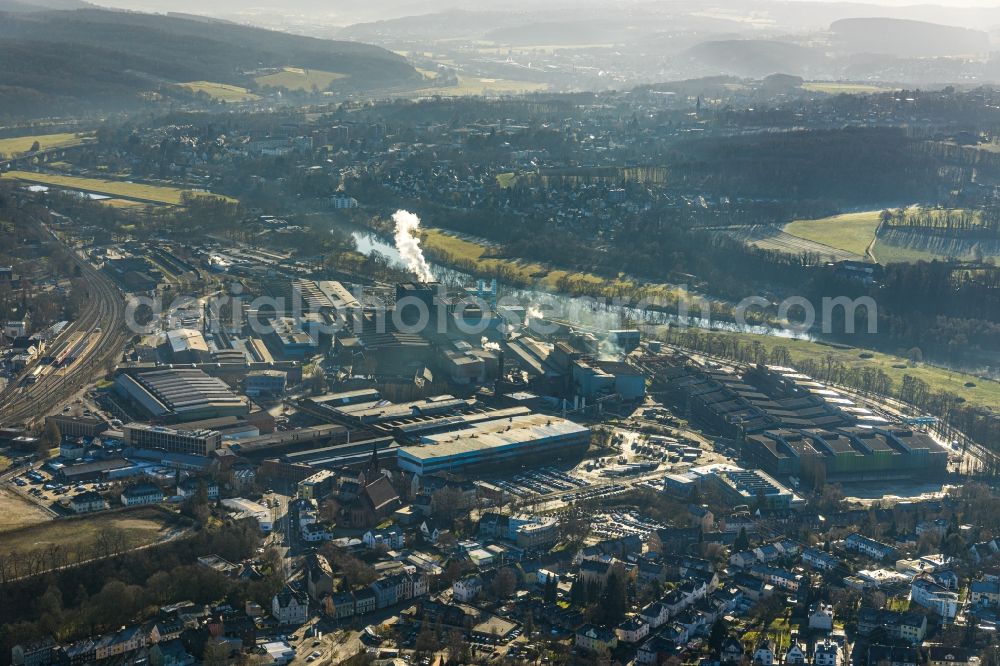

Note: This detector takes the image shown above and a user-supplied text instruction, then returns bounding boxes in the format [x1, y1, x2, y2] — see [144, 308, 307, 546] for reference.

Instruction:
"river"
[338, 222, 814, 341]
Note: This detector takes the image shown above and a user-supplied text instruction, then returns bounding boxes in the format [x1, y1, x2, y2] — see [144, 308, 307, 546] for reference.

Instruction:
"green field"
[784, 211, 881, 257]
[670, 329, 1000, 412]
[254, 67, 347, 91]
[801, 82, 893, 94]
[411, 75, 547, 97]
[179, 81, 260, 102]
[0, 170, 228, 205]
[872, 243, 952, 264]
[0, 132, 93, 157]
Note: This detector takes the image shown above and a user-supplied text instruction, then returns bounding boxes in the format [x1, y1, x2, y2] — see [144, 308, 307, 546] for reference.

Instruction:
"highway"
[0, 220, 128, 428]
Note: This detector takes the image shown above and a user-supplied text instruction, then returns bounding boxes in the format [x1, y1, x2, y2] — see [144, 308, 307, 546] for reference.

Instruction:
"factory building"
[650, 359, 943, 482]
[166, 328, 211, 363]
[45, 414, 108, 438]
[671, 463, 803, 509]
[245, 369, 287, 397]
[123, 423, 223, 457]
[743, 426, 948, 481]
[397, 413, 590, 475]
[265, 317, 316, 359]
[304, 393, 478, 429]
[114, 368, 249, 423]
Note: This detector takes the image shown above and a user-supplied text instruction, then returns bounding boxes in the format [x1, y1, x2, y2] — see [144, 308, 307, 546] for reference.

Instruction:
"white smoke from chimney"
[481, 336, 501, 352]
[392, 209, 435, 282]
[525, 304, 544, 327]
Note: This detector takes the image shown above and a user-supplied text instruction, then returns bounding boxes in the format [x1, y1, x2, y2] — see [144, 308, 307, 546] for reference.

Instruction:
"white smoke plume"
[481, 336, 501, 352]
[392, 209, 435, 282]
[525, 304, 544, 328]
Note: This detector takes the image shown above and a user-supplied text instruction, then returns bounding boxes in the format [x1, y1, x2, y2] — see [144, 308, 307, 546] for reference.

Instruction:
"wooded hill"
[0, 5, 419, 117]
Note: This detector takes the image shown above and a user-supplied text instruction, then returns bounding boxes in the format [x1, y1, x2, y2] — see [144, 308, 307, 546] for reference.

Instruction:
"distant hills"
[830, 18, 990, 58]
[685, 40, 827, 79]
[0, 5, 419, 117]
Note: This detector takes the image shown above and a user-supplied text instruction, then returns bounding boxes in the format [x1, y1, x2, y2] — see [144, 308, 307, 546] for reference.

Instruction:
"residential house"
[453, 575, 482, 603]
[753, 638, 775, 666]
[845, 533, 897, 561]
[785, 642, 807, 666]
[305, 553, 335, 601]
[329, 592, 355, 620]
[753, 542, 784, 564]
[802, 548, 842, 572]
[419, 519, 447, 544]
[363, 525, 404, 550]
[969, 540, 999, 563]
[926, 647, 979, 666]
[120, 483, 163, 507]
[970, 579, 1000, 607]
[931, 569, 960, 591]
[638, 559, 668, 585]
[688, 504, 714, 531]
[637, 635, 677, 666]
[721, 635, 745, 664]
[69, 491, 107, 514]
[354, 589, 376, 615]
[749, 564, 800, 591]
[177, 477, 219, 500]
[575, 624, 618, 653]
[301, 522, 333, 542]
[11, 638, 55, 666]
[371, 574, 404, 609]
[915, 519, 950, 538]
[579, 559, 615, 587]
[93, 626, 146, 661]
[730, 551, 757, 569]
[911, 575, 959, 621]
[814, 640, 840, 666]
[857, 608, 926, 644]
[809, 602, 834, 631]
[272, 587, 308, 625]
[616, 616, 650, 644]
[639, 602, 670, 629]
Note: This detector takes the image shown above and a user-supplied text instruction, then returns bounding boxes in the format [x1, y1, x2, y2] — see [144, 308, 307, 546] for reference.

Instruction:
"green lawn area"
[179, 81, 260, 102]
[872, 243, 952, 264]
[254, 67, 347, 91]
[672, 329, 1000, 412]
[0, 132, 94, 157]
[496, 172, 518, 188]
[784, 211, 882, 257]
[0, 170, 229, 206]
[886, 596, 911, 611]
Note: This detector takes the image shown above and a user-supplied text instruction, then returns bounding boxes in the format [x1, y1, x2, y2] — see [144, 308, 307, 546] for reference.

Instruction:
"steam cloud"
[525, 304, 544, 327]
[392, 209, 435, 282]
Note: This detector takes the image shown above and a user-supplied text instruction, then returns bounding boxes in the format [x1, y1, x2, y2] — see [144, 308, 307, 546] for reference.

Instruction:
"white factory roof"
[400, 413, 589, 461]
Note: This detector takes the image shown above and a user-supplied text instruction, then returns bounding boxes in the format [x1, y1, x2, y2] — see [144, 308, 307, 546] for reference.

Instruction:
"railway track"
[0, 221, 128, 428]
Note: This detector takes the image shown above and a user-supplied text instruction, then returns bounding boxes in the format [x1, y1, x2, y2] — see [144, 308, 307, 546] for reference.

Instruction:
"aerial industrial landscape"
[1, 0, 1000, 665]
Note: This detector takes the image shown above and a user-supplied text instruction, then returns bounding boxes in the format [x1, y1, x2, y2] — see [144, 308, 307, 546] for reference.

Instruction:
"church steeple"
[366, 442, 379, 478]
